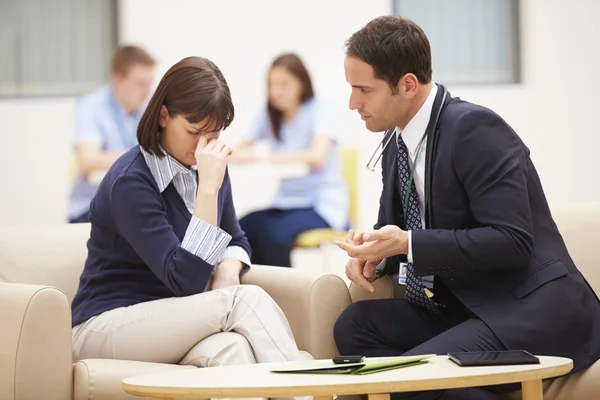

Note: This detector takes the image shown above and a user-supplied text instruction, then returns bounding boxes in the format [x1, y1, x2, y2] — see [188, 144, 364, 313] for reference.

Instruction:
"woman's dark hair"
[137, 56, 234, 156]
[267, 53, 314, 140]
[345, 16, 432, 93]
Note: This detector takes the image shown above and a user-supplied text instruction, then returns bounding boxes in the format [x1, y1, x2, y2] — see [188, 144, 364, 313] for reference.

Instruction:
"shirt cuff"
[407, 230, 413, 264]
[218, 245, 252, 275]
[181, 216, 232, 266]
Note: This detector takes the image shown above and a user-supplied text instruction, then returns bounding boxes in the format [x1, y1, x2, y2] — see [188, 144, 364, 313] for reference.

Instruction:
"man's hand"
[211, 258, 242, 290]
[335, 225, 408, 262]
[343, 229, 381, 293]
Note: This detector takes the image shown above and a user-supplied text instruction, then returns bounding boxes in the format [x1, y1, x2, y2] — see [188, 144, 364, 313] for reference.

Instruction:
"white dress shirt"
[377, 84, 438, 287]
[142, 146, 251, 268]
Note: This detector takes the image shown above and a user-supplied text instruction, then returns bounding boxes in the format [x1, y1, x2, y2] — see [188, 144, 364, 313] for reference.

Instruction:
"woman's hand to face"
[194, 136, 232, 193]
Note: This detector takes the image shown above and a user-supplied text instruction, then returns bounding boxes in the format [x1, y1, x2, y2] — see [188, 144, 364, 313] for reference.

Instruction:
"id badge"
[398, 262, 407, 285]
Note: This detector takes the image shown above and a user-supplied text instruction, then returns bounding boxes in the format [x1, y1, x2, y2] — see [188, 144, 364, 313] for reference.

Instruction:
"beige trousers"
[72, 284, 306, 400]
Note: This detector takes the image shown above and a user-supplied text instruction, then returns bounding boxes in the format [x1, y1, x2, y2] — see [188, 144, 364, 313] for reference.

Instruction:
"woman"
[232, 53, 348, 267]
[70, 57, 302, 372]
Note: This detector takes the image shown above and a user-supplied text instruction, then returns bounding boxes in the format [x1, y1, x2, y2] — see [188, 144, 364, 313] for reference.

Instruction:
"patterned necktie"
[396, 135, 442, 315]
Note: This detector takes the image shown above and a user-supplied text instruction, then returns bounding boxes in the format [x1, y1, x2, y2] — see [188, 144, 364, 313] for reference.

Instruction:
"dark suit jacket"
[376, 85, 600, 372]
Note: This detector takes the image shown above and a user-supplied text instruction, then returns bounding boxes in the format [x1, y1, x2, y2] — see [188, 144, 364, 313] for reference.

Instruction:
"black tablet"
[448, 350, 540, 367]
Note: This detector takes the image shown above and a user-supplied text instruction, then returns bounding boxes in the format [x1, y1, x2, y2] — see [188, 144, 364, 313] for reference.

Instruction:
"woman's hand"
[195, 137, 233, 193]
[211, 259, 243, 290]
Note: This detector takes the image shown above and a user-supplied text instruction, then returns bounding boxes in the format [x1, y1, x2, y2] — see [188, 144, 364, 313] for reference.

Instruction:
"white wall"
[453, 0, 600, 208]
[1, 0, 599, 227]
[0, 98, 74, 224]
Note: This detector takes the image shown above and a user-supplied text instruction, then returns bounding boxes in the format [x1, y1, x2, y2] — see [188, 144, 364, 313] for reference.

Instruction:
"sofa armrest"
[241, 265, 351, 359]
[0, 283, 73, 400]
[349, 275, 403, 303]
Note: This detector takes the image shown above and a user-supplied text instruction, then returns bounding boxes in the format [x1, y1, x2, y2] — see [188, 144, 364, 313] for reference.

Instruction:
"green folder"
[270, 354, 435, 375]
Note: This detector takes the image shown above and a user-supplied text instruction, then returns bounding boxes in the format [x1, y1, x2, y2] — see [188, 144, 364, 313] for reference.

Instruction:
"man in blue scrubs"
[68, 45, 155, 223]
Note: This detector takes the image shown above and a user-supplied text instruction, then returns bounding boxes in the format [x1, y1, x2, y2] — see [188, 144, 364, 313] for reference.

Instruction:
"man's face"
[344, 56, 404, 132]
[114, 64, 155, 113]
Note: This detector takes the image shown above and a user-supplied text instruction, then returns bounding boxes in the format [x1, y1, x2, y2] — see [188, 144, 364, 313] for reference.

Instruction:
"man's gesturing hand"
[343, 229, 381, 293]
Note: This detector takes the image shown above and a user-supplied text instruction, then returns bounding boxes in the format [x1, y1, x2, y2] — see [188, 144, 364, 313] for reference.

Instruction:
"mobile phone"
[332, 355, 365, 364]
[448, 350, 540, 367]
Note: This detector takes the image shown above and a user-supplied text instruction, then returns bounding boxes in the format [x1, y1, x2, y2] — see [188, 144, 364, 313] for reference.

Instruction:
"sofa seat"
[74, 359, 195, 400]
[73, 351, 314, 400]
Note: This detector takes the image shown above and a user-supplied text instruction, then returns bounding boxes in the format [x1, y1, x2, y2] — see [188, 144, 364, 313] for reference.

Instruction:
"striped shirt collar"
[141, 145, 197, 193]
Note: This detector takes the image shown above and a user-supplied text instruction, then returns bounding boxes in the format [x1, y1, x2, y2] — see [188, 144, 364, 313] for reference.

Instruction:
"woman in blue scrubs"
[233, 53, 348, 267]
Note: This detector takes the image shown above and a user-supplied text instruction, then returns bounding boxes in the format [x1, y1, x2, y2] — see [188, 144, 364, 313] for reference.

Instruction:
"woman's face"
[268, 66, 302, 113]
[159, 106, 220, 167]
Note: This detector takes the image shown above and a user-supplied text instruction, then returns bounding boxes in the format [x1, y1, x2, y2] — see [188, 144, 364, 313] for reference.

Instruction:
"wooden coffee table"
[122, 355, 572, 400]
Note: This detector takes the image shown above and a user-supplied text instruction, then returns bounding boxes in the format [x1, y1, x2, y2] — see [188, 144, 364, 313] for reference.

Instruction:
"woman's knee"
[234, 284, 273, 304]
[181, 332, 255, 367]
[231, 285, 290, 327]
[207, 332, 255, 366]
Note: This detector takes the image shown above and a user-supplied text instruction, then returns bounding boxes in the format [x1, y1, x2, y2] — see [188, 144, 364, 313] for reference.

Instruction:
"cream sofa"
[0, 223, 351, 400]
[350, 202, 600, 400]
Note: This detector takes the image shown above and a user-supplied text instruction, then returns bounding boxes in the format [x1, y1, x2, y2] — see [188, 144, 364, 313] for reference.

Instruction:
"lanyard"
[402, 131, 427, 219]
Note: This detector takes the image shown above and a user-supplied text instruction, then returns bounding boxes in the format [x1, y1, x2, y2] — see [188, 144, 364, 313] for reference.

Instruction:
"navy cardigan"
[71, 147, 251, 327]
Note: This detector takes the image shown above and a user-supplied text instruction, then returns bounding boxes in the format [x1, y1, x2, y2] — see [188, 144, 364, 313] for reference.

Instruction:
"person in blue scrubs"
[68, 46, 155, 223]
[231, 53, 348, 267]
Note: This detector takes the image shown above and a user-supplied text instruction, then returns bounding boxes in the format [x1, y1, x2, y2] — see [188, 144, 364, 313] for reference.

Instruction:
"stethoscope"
[365, 85, 448, 174]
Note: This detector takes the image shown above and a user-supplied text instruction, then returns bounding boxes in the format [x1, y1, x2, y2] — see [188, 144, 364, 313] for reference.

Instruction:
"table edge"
[122, 358, 573, 398]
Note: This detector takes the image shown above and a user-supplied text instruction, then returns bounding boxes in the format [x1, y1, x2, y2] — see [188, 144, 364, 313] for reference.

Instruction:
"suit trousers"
[72, 284, 305, 400]
[334, 294, 516, 400]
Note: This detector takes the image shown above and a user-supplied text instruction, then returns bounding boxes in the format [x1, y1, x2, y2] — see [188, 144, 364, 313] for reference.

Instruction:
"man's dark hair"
[345, 16, 432, 92]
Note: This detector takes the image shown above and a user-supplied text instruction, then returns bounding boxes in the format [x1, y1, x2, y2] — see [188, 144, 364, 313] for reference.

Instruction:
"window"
[393, 0, 521, 84]
[0, 0, 118, 97]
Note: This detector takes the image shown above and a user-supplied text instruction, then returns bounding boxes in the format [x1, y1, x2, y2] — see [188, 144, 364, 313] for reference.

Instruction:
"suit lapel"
[424, 84, 449, 227]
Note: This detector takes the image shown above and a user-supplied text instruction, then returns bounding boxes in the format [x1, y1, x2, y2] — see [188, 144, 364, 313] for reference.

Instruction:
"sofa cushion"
[544, 361, 600, 400]
[498, 361, 600, 400]
[73, 351, 314, 400]
[74, 359, 197, 400]
[550, 202, 600, 294]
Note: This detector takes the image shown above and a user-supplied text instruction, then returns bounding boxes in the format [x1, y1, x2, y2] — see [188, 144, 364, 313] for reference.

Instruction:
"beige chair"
[349, 202, 600, 400]
[0, 223, 351, 400]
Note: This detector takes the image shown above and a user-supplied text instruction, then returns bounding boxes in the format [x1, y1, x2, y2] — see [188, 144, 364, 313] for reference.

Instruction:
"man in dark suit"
[333, 16, 600, 400]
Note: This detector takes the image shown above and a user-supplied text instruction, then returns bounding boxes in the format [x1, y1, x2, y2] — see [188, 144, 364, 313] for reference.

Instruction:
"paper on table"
[270, 354, 435, 375]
